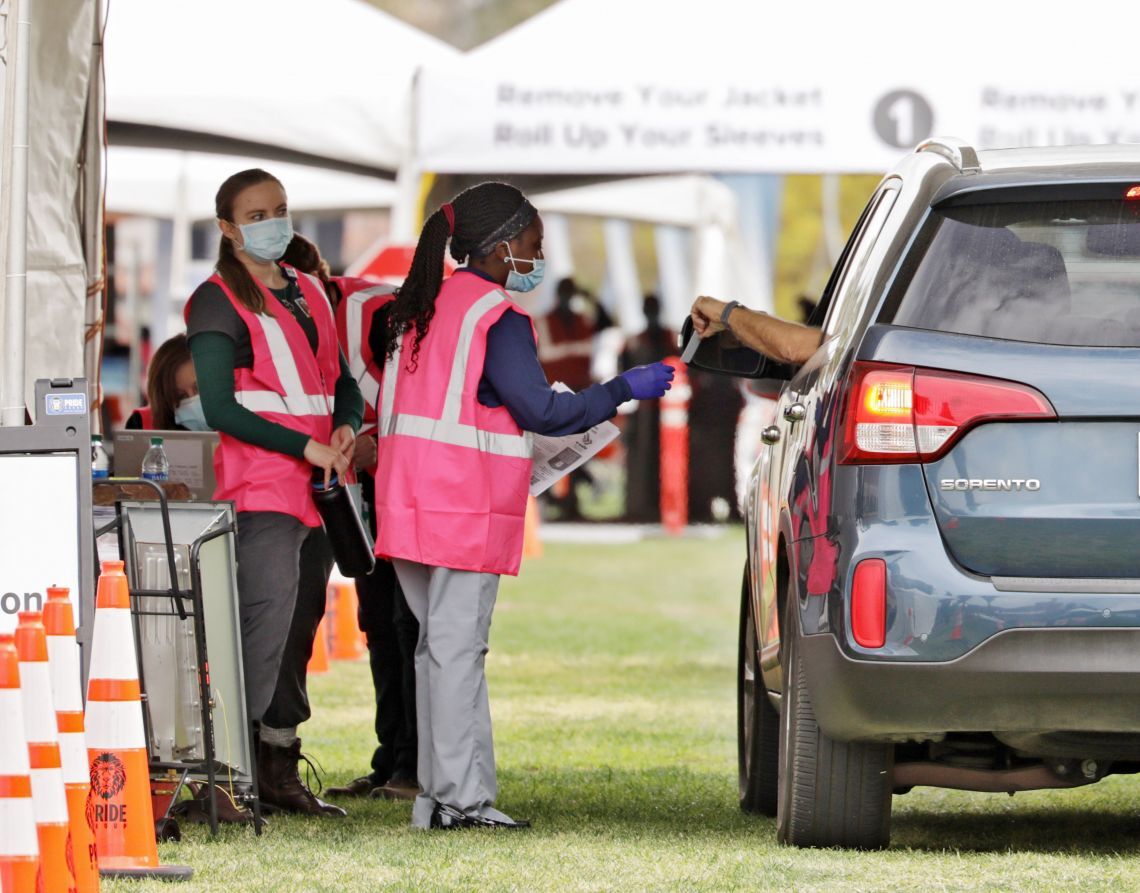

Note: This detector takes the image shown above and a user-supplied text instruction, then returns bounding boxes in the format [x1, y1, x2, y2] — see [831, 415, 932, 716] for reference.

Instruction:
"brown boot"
[371, 777, 421, 801]
[326, 775, 380, 798]
[257, 739, 347, 818]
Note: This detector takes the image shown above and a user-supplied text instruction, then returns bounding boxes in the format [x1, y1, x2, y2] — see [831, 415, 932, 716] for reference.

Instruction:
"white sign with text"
[0, 454, 82, 634]
[417, 70, 1140, 174]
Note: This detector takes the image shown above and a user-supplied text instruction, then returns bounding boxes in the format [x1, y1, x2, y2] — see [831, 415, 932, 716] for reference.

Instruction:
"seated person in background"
[124, 333, 207, 430]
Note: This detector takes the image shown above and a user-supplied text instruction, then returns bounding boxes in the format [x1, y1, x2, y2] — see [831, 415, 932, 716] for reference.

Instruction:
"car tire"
[776, 600, 893, 849]
[738, 566, 779, 816]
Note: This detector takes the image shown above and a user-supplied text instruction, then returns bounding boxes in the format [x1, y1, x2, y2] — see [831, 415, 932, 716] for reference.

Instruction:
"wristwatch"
[720, 300, 742, 332]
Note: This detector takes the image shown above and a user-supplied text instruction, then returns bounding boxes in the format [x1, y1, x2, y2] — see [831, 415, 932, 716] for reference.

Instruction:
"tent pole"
[82, 0, 106, 432]
[821, 174, 844, 266]
[1, 0, 31, 427]
[389, 66, 423, 243]
[602, 218, 644, 335]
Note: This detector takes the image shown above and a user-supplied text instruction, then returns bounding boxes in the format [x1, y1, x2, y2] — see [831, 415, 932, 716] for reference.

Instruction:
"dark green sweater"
[186, 276, 362, 459]
[190, 332, 362, 459]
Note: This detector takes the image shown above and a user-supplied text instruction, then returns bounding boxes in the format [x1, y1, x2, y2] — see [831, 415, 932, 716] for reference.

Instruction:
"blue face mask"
[503, 243, 546, 293]
[174, 395, 211, 432]
[235, 215, 293, 263]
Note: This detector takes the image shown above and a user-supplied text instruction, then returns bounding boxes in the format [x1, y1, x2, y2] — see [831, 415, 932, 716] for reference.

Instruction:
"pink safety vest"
[333, 277, 395, 439]
[374, 272, 534, 576]
[190, 264, 340, 526]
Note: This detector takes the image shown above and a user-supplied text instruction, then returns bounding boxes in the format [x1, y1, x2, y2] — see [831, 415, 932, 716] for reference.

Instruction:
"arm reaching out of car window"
[690, 295, 823, 365]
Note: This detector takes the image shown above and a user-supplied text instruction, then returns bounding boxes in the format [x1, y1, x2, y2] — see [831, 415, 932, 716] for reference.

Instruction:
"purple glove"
[621, 362, 675, 400]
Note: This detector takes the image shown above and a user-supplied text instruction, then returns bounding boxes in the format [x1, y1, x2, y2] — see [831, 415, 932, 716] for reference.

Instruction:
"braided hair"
[385, 181, 536, 369]
[214, 168, 284, 314]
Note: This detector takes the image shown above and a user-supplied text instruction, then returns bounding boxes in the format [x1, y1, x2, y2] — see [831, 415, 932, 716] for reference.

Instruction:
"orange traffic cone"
[523, 496, 543, 559]
[330, 583, 364, 661]
[0, 634, 38, 893]
[307, 615, 330, 676]
[44, 587, 99, 893]
[15, 611, 77, 893]
[660, 356, 691, 536]
[84, 561, 191, 881]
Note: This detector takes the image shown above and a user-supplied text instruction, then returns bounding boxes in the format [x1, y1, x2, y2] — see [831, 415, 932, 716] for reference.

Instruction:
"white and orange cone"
[0, 633, 38, 893]
[84, 561, 191, 881]
[44, 587, 99, 893]
[15, 611, 77, 893]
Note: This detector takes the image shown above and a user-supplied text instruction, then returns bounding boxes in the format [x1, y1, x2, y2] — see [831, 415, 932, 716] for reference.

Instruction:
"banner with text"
[416, 70, 1140, 174]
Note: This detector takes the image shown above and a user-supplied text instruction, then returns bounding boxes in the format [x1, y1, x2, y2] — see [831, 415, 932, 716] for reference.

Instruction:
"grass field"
[108, 530, 1140, 892]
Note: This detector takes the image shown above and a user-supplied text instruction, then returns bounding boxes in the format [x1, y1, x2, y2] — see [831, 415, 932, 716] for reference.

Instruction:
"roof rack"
[916, 137, 981, 173]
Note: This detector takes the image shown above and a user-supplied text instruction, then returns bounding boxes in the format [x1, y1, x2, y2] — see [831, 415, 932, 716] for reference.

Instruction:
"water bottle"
[311, 469, 375, 577]
[91, 434, 110, 480]
[141, 436, 170, 482]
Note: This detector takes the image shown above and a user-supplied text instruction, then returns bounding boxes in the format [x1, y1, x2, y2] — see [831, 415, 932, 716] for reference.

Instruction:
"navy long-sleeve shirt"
[369, 268, 631, 436]
[459, 269, 631, 436]
[479, 306, 632, 436]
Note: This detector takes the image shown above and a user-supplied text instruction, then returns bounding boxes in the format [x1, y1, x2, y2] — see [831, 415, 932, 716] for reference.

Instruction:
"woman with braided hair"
[373, 181, 674, 830]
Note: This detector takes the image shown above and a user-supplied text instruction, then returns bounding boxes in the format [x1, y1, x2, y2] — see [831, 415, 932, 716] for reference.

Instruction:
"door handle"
[761, 426, 781, 445]
[784, 402, 807, 422]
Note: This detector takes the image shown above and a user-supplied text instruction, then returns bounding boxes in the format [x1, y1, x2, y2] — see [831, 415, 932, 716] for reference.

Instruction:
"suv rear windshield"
[881, 193, 1140, 347]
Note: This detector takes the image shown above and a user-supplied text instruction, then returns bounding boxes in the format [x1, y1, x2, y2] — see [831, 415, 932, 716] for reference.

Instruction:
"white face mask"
[234, 215, 294, 262]
[502, 243, 546, 293]
[174, 395, 211, 431]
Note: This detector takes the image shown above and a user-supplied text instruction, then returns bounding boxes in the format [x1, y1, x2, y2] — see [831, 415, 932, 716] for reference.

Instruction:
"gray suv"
[687, 140, 1140, 849]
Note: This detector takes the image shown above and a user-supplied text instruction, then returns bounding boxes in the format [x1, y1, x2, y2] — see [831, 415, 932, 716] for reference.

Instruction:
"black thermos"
[311, 469, 376, 577]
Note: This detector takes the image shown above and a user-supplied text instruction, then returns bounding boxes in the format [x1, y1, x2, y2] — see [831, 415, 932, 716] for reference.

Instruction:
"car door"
[756, 181, 901, 691]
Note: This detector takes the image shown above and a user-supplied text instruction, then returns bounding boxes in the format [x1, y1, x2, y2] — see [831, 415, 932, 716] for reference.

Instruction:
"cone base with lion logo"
[85, 561, 192, 881]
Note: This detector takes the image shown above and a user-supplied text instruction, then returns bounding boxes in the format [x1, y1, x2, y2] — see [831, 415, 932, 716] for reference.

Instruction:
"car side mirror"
[679, 317, 795, 382]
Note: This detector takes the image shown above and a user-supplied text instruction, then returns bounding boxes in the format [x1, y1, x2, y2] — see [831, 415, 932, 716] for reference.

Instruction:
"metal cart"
[94, 478, 262, 837]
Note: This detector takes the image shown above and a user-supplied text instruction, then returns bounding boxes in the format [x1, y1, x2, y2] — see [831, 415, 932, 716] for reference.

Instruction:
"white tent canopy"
[0, 1, 96, 417]
[416, 0, 1139, 175]
[105, 147, 398, 220]
[105, 0, 458, 174]
[534, 175, 739, 230]
[531, 175, 763, 326]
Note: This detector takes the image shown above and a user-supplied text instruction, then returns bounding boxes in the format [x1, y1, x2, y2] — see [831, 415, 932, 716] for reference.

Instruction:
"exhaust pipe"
[893, 761, 1100, 794]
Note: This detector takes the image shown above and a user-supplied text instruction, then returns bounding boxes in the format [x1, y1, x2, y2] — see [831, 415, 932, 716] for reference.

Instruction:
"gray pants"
[393, 559, 513, 828]
[262, 526, 335, 731]
[235, 511, 310, 723]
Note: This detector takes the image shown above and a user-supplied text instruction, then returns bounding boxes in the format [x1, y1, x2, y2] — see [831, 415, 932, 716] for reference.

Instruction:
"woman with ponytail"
[373, 181, 674, 830]
[184, 169, 362, 818]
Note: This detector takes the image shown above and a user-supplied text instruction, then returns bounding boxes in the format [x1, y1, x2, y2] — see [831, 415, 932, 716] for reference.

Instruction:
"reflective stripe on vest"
[235, 300, 334, 417]
[345, 285, 392, 412]
[379, 290, 533, 460]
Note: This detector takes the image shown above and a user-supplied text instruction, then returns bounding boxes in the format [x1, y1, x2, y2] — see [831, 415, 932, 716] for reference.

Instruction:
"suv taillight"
[839, 362, 1055, 464]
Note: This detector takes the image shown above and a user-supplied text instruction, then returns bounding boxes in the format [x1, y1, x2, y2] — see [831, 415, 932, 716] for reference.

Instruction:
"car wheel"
[738, 565, 779, 816]
[776, 599, 893, 849]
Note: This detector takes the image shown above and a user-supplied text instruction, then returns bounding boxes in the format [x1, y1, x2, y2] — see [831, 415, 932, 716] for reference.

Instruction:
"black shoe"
[429, 803, 478, 830]
[474, 815, 531, 830]
[429, 803, 531, 830]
